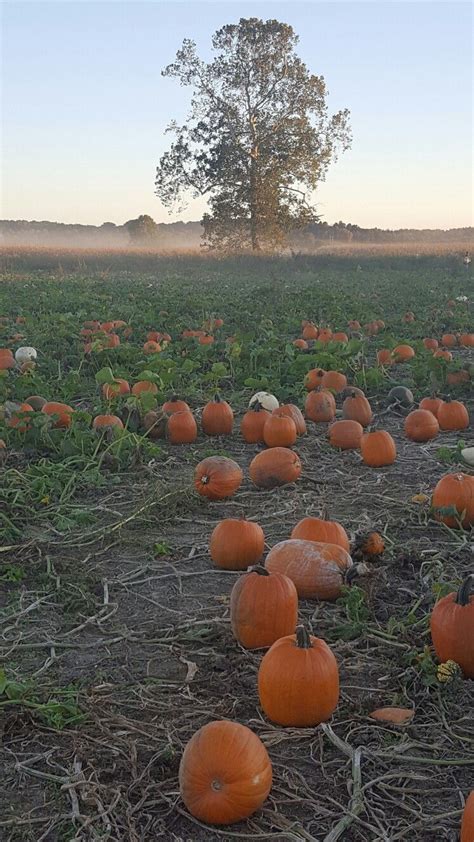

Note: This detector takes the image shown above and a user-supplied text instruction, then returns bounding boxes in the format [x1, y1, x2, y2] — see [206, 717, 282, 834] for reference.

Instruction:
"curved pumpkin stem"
[252, 400, 263, 412]
[455, 574, 474, 606]
[214, 393, 221, 403]
[320, 505, 329, 521]
[295, 624, 312, 648]
[249, 564, 270, 576]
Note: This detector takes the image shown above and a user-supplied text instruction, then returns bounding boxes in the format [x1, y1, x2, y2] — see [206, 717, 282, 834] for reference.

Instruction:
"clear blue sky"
[2, 1, 472, 229]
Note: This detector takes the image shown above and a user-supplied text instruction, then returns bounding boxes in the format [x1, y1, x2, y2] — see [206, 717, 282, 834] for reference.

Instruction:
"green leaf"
[95, 367, 116, 385]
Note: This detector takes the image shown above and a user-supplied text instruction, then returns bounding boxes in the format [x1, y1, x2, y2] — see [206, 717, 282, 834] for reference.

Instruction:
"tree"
[124, 214, 159, 244]
[155, 18, 351, 251]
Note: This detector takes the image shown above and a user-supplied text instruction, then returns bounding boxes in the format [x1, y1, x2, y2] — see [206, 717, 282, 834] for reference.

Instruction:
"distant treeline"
[1, 218, 472, 250]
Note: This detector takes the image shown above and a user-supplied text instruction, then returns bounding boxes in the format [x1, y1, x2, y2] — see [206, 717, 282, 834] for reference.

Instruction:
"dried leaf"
[411, 493, 430, 504]
[369, 707, 414, 725]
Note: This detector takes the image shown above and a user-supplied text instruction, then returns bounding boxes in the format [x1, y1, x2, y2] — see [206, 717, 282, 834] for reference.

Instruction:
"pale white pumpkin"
[15, 346, 37, 364]
[461, 447, 474, 467]
[249, 391, 279, 411]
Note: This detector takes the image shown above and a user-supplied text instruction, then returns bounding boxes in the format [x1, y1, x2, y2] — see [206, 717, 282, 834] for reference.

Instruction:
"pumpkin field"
[0, 250, 473, 841]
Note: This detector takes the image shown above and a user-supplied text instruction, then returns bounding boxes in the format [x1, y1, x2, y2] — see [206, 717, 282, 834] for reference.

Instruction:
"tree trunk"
[249, 154, 260, 251]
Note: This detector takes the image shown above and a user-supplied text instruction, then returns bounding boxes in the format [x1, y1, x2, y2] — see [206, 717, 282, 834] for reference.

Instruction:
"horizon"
[2, 1, 473, 229]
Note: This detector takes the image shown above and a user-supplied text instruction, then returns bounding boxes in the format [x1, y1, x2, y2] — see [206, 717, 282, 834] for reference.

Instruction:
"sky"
[1, 0, 472, 230]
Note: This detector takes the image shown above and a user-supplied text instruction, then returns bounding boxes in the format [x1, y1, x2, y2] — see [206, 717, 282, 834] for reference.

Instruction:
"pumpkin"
[291, 513, 350, 552]
[162, 396, 190, 414]
[0, 349, 15, 370]
[446, 369, 470, 386]
[388, 386, 414, 407]
[179, 720, 272, 825]
[403, 311, 415, 323]
[342, 392, 373, 427]
[265, 539, 352, 600]
[423, 337, 439, 351]
[202, 395, 234, 436]
[147, 330, 162, 343]
[328, 420, 363, 450]
[432, 472, 474, 528]
[392, 344, 415, 362]
[333, 332, 349, 343]
[302, 323, 319, 340]
[461, 790, 474, 842]
[25, 395, 47, 411]
[210, 519, 265, 570]
[419, 395, 443, 418]
[361, 430, 397, 467]
[167, 410, 198, 444]
[5, 402, 34, 432]
[249, 447, 302, 489]
[102, 378, 130, 399]
[195, 456, 243, 500]
[304, 368, 326, 391]
[441, 333, 457, 348]
[433, 349, 453, 362]
[257, 625, 339, 727]
[437, 399, 469, 431]
[92, 414, 124, 434]
[305, 389, 336, 423]
[273, 404, 306, 436]
[404, 409, 439, 442]
[41, 401, 74, 429]
[100, 332, 120, 349]
[430, 575, 474, 678]
[240, 402, 270, 443]
[318, 328, 333, 343]
[459, 333, 474, 348]
[230, 565, 298, 648]
[131, 381, 158, 397]
[461, 447, 474, 467]
[143, 340, 161, 354]
[321, 370, 347, 393]
[353, 531, 385, 558]
[199, 333, 214, 345]
[249, 391, 279, 411]
[348, 320, 361, 330]
[377, 349, 392, 366]
[14, 346, 37, 364]
[100, 321, 115, 332]
[293, 338, 308, 350]
[364, 321, 379, 335]
[143, 410, 168, 439]
[375, 319, 386, 329]
[263, 413, 297, 448]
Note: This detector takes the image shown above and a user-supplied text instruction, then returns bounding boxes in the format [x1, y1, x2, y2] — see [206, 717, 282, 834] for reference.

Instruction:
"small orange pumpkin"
[441, 333, 457, 348]
[342, 392, 373, 427]
[41, 401, 74, 429]
[131, 381, 158, 397]
[430, 575, 474, 678]
[304, 368, 326, 391]
[361, 430, 397, 467]
[249, 447, 302, 489]
[263, 413, 297, 448]
[419, 395, 443, 418]
[461, 790, 474, 842]
[404, 409, 439, 442]
[230, 565, 298, 649]
[102, 378, 130, 399]
[305, 389, 336, 423]
[194, 456, 243, 500]
[240, 402, 270, 443]
[273, 405, 306, 435]
[321, 370, 347, 393]
[92, 414, 124, 433]
[6, 402, 34, 432]
[167, 410, 198, 444]
[291, 512, 350, 552]
[162, 396, 190, 414]
[437, 399, 469, 431]
[432, 472, 474, 528]
[202, 395, 234, 436]
[328, 420, 363, 450]
[377, 349, 392, 366]
[210, 519, 265, 570]
[393, 344, 415, 362]
[423, 337, 439, 351]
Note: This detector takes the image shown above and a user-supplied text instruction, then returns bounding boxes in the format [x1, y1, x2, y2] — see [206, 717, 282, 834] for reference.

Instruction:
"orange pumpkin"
[167, 410, 198, 444]
[230, 566, 298, 649]
[263, 413, 297, 448]
[258, 625, 339, 727]
[404, 409, 439, 442]
[41, 401, 74, 429]
[293, 338, 308, 350]
[92, 414, 124, 433]
[333, 332, 349, 343]
[353, 531, 385, 558]
[131, 381, 158, 397]
[328, 420, 363, 450]
[318, 328, 333, 343]
[446, 369, 470, 386]
[199, 333, 214, 345]
[194, 456, 243, 500]
[102, 378, 130, 399]
[304, 368, 326, 391]
[430, 575, 474, 678]
[377, 349, 392, 366]
[441, 333, 457, 348]
[419, 396, 443, 418]
[240, 402, 270, 443]
[437, 399, 469, 431]
[321, 370, 347, 393]
[6, 402, 34, 432]
[265, 539, 352, 600]
[459, 333, 474, 348]
[433, 349, 453, 362]
[291, 513, 350, 552]
[162, 396, 190, 414]
[0, 349, 15, 370]
[432, 472, 474, 528]
[361, 430, 397, 467]
[305, 389, 336, 423]
[202, 395, 234, 436]
[393, 344, 415, 362]
[423, 337, 439, 351]
[302, 322, 319, 340]
[210, 519, 265, 570]
[273, 405, 306, 436]
[461, 790, 474, 842]
[348, 320, 361, 330]
[249, 447, 302, 489]
[342, 392, 373, 427]
[179, 720, 272, 825]
[143, 340, 161, 354]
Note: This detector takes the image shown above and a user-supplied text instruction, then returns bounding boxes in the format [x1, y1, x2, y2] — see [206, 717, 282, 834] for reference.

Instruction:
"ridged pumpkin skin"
[265, 539, 352, 600]
[304, 368, 326, 391]
[249, 447, 302, 489]
[321, 370, 347, 393]
[41, 401, 74, 429]
[263, 414, 297, 448]
[179, 720, 272, 825]
[240, 404, 270, 443]
[194, 457, 243, 500]
[258, 626, 339, 727]
[342, 393, 373, 427]
[230, 566, 298, 648]
[361, 430, 397, 467]
[305, 389, 336, 423]
[167, 410, 198, 444]
[461, 790, 474, 842]
[419, 396, 443, 418]
[291, 516, 350, 552]
[162, 396, 190, 414]
[92, 414, 124, 432]
[432, 472, 474, 528]
[437, 400, 469, 431]
[329, 420, 363, 450]
[210, 519, 265, 570]
[273, 404, 306, 435]
[430, 576, 474, 678]
[404, 409, 439, 442]
[202, 396, 234, 436]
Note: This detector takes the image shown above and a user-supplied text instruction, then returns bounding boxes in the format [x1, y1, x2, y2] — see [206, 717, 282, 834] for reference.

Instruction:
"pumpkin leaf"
[94, 367, 116, 385]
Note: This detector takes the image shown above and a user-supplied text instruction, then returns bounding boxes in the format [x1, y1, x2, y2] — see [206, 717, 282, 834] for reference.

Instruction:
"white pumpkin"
[461, 447, 474, 467]
[15, 346, 37, 364]
[249, 391, 279, 411]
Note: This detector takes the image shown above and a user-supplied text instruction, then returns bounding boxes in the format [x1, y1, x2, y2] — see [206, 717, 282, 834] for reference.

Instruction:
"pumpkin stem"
[320, 505, 329, 521]
[214, 393, 221, 403]
[252, 400, 263, 412]
[295, 624, 312, 648]
[249, 564, 270, 576]
[345, 562, 370, 584]
[455, 574, 474, 606]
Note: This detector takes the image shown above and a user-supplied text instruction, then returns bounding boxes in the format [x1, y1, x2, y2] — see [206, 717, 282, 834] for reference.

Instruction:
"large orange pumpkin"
[273, 404, 306, 436]
[291, 513, 350, 552]
[461, 790, 474, 842]
[230, 566, 298, 649]
[202, 395, 234, 436]
[257, 625, 339, 727]
[210, 519, 265, 570]
[404, 409, 439, 442]
[328, 420, 363, 450]
[437, 399, 469, 431]
[305, 389, 336, 423]
[430, 575, 474, 678]
[321, 370, 347, 393]
[432, 472, 474, 528]
[179, 720, 272, 825]
[41, 401, 74, 429]
[249, 447, 302, 489]
[393, 344, 415, 362]
[342, 392, 373, 427]
[240, 402, 270, 443]
[265, 539, 352, 600]
[263, 413, 297, 448]
[361, 430, 397, 467]
[194, 457, 243, 500]
[167, 410, 198, 444]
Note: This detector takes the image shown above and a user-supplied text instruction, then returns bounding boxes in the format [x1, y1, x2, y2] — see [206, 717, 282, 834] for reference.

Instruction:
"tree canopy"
[155, 17, 351, 251]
